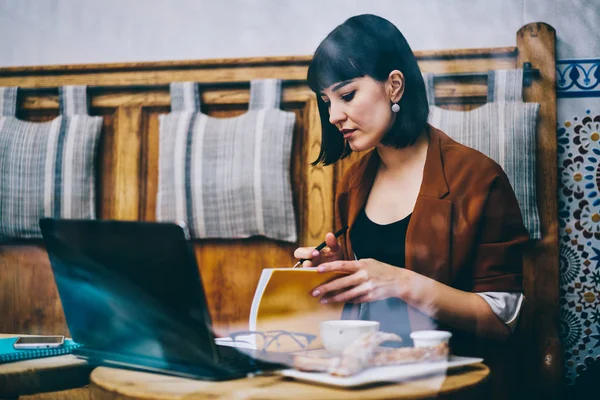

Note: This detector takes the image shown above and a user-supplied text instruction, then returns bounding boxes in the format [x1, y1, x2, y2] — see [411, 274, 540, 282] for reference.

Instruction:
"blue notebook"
[0, 337, 81, 364]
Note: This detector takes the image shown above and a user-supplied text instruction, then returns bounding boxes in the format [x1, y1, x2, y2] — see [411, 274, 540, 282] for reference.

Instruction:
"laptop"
[39, 218, 288, 380]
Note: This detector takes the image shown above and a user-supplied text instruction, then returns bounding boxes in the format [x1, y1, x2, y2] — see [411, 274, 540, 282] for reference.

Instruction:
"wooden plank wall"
[0, 22, 560, 398]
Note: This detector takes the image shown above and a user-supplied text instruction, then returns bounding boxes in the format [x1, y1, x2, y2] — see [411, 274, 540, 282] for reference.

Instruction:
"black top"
[350, 208, 413, 346]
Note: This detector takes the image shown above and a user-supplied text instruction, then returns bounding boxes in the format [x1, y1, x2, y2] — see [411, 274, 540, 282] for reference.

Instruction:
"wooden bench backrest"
[0, 22, 559, 398]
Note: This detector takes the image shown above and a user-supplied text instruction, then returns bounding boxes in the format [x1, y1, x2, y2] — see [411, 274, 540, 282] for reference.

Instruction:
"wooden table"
[0, 334, 92, 399]
[89, 363, 490, 400]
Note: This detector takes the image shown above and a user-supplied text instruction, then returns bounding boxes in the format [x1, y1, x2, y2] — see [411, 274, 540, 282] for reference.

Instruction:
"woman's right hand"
[293, 232, 343, 268]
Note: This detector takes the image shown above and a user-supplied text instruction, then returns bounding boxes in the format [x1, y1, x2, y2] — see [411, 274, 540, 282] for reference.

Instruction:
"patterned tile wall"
[557, 58, 600, 397]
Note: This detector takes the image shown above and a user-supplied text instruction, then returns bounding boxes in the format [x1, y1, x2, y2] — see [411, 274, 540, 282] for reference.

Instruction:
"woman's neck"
[375, 132, 429, 173]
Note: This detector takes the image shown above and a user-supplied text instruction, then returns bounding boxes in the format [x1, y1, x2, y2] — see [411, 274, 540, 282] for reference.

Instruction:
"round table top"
[0, 334, 92, 398]
[90, 363, 490, 400]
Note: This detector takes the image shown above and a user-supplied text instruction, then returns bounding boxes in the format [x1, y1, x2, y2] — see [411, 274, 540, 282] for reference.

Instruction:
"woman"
[294, 14, 528, 354]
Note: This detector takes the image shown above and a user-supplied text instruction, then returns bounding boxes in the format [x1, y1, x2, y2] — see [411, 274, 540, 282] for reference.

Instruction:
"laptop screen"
[40, 218, 219, 367]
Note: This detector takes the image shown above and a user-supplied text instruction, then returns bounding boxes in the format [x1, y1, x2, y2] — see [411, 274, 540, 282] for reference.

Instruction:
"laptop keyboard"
[74, 345, 288, 379]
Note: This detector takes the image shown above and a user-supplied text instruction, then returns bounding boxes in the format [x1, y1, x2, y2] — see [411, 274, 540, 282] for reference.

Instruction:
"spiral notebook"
[0, 337, 81, 364]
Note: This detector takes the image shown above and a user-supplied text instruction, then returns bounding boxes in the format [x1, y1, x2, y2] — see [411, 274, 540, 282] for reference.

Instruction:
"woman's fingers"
[312, 273, 361, 297]
[293, 247, 320, 267]
[312, 267, 368, 297]
[317, 260, 362, 274]
[322, 282, 372, 304]
[324, 232, 341, 253]
[294, 231, 343, 267]
[293, 247, 318, 260]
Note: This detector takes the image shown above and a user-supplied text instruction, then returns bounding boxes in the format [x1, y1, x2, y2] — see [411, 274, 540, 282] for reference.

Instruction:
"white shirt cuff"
[476, 292, 524, 331]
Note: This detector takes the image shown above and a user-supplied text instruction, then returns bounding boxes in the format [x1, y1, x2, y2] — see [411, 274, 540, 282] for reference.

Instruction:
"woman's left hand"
[312, 258, 406, 304]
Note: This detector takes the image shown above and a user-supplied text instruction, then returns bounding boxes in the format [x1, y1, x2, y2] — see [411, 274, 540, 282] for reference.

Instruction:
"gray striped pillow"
[157, 80, 297, 242]
[0, 86, 103, 239]
[425, 69, 541, 239]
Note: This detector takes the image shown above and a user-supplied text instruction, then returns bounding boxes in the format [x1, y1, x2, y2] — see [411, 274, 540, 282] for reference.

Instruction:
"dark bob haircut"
[307, 14, 429, 166]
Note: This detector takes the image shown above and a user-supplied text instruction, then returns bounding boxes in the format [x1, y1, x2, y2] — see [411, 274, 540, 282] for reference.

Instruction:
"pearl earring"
[391, 103, 400, 113]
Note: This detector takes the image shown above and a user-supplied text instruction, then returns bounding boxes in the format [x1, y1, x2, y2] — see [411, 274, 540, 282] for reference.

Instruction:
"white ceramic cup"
[409, 330, 452, 347]
[320, 320, 380, 354]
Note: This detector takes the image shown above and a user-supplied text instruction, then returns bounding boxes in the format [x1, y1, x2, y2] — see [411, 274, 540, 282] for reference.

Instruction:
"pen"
[292, 226, 348, 268]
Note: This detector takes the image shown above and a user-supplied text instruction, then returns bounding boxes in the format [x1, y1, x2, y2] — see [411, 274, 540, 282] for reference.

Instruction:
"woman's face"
[320, 76, 395, 152]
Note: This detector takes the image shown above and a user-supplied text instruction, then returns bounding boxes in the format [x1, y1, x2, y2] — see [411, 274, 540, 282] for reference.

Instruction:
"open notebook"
[217, 268, 345, 352]
[0, 337, 81, 364]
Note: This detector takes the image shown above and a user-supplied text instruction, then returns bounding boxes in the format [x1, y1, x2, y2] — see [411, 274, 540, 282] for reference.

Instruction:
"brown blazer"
[335, 125, 529, 334]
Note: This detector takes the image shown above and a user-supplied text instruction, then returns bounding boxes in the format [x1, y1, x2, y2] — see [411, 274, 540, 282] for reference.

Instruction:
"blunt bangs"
[307, 40, 365, 94]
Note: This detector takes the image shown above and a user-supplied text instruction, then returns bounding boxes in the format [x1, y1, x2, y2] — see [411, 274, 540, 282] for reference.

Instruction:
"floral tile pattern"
[557, 63, 600, 394]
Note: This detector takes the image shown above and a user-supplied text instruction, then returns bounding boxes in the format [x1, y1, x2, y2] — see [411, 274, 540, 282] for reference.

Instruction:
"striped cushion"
[157, 80, 297, 242]
[425, 69, 541, 239]
[0, 86, 103, 239]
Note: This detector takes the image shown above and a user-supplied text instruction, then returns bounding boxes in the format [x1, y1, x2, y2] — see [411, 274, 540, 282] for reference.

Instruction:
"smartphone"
[12, 335, 65, 349]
